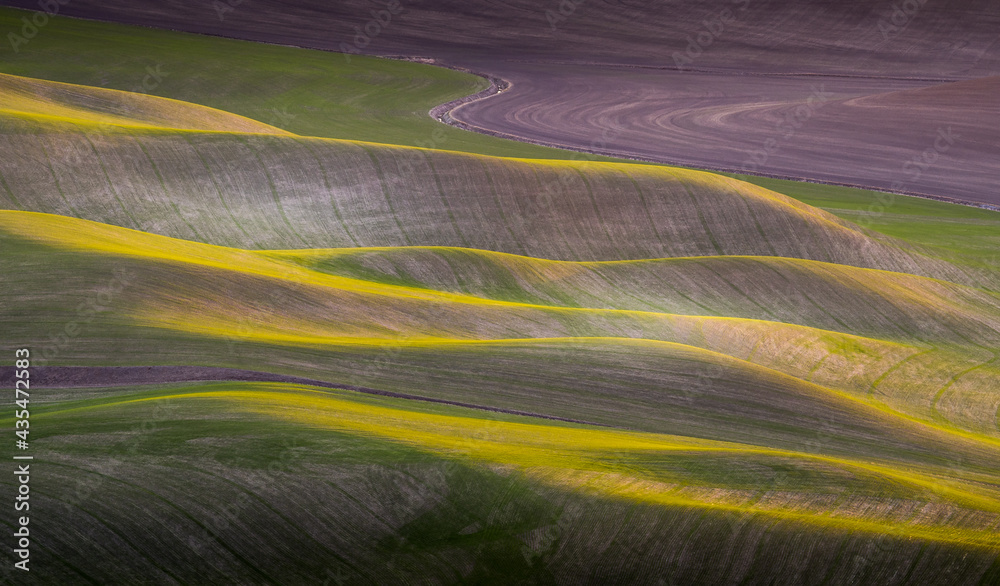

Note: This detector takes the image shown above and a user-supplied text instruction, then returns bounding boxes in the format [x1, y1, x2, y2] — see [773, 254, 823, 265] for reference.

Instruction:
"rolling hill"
[0, 7, 998, 585]
[5, 2, 997, 204]
[2, 196, 1000, 581]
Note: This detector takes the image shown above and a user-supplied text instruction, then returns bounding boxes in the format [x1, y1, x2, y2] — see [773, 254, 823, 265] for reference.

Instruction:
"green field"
[1, 7, 999, 584]
[0, 7, 596, 160]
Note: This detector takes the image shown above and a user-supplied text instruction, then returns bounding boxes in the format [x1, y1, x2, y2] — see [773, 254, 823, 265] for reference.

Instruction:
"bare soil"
[4, 0, 998, 204]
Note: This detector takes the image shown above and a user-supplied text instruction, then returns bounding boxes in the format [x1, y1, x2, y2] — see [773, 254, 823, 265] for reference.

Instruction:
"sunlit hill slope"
[1, 51, 999, 585]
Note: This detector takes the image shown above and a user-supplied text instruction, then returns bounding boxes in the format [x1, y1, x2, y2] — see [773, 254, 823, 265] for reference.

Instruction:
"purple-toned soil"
[1, 0, 997, 204]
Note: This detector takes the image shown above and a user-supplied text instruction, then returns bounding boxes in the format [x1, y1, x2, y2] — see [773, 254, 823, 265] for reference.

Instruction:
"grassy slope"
[739, 175, 1000, 270]
[277, 247, 1000, 343]
[0, 72, 291, 133]
[1, 112, 991, 297]
[2, 213, 999, 462]
[0, 7, 604, 161]
[1, 8, 999, 584]
[1, 5, 997, 256]
[6, 381, 999, 584]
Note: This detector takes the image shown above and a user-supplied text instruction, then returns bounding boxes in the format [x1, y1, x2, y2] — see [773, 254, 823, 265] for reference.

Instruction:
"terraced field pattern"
[0, 5, 999, 585]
